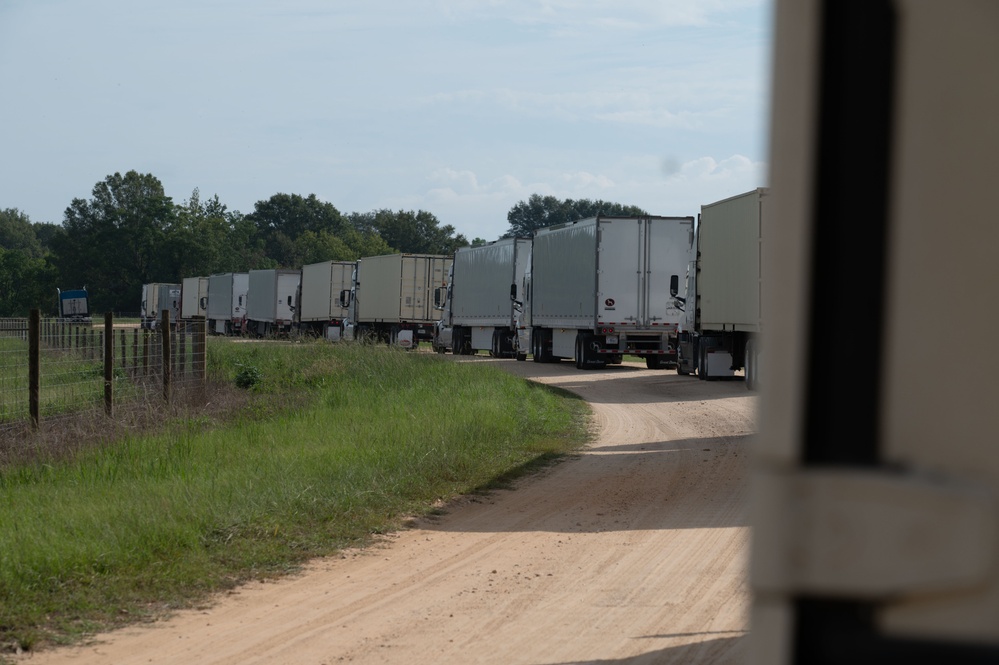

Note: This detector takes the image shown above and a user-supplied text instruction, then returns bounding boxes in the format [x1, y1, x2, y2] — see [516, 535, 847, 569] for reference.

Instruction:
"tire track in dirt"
[23, 360, 756, 665]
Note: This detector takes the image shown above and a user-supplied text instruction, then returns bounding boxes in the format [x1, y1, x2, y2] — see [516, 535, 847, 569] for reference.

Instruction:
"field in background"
[0, 340, 589, 654]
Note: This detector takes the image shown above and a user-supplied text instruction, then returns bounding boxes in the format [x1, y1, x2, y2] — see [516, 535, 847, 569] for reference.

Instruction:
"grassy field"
[0, 339, 589, 655]
[0, 327, 204, 425]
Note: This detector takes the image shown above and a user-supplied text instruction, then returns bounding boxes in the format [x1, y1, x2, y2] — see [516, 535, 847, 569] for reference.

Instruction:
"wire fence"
[0, 312, 207, 430]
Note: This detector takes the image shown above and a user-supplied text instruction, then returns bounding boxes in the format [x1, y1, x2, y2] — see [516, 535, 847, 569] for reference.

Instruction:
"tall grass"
[0, 340, 588, 653]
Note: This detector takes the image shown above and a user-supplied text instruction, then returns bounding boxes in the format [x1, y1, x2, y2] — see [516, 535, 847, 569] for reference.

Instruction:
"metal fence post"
[161, 310, 171, 402]
[29, 309, 40, 430]
[198, 319, 207, 384]
[104, 312, 113, 416]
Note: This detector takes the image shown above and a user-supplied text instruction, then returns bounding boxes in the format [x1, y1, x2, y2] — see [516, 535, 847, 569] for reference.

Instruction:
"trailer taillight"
[601, 327, 615, 334]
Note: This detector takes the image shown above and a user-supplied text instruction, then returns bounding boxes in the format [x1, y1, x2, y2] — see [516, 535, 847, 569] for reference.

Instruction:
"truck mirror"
[510, 283, 517, 300]
[434, 287, 443, 308]
[339, 289, 351, 308]
[670, 275, 679, 297]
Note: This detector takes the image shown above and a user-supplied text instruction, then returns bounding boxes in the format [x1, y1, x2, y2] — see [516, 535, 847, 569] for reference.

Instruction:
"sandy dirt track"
[24, 359, 756, 665]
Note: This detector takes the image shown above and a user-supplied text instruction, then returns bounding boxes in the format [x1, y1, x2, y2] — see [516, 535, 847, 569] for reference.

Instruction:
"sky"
[0, 0, 773, 242]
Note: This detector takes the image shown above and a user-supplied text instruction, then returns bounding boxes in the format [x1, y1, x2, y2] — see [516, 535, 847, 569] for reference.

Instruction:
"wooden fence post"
[104, 312, 113, 416]
[29, 309, 40, 430]
[161, 310, 171, 402]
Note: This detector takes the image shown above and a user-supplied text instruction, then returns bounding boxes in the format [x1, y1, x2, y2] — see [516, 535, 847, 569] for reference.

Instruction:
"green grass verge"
[0, 340, 589, 654]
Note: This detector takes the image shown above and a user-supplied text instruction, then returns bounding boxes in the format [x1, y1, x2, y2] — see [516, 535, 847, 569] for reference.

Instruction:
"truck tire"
[490, 330, 501, 358]
[698, 346, 708, 381]
[575, 333, 605, 370]
[451, 326, 472, 355]
[534, 329, 554, 363]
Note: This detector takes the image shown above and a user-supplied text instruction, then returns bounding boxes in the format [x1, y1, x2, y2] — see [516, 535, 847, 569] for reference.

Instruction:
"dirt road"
[26, 359, 756, 664]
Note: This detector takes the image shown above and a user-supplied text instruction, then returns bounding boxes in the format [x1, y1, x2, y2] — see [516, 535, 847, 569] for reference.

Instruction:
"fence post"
[161, 310, 171, 402]
[29, 309, 40, 430]
[132, 328, 138, 377]
[197, 319, 207, 384]
[179, 326, 187, 378]
[104, 312, 113, 417]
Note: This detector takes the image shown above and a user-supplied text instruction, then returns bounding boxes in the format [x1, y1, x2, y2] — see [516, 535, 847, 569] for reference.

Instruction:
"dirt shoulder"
[22, 359, 756, 665]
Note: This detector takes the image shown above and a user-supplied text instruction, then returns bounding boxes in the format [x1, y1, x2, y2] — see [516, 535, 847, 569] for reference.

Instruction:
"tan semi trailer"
[339, 253, 452, 348]
[752, 0, 999, 662]
[675, 188, 765, 386]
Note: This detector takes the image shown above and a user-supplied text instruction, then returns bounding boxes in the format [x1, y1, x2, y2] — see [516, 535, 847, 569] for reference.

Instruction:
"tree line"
[0, 171, 646, 315]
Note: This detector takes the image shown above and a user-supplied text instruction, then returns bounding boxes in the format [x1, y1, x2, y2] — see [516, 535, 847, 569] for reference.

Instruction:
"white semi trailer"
[206, 272, 249, 335]
[339, 253, 452, 348]
[675, 188, 765, 388]
[180, 276, 208, 320]
[245, 268, 301, 337]
[296, 260, 355, 341]
[432, 237, 531, 358]
[140, 283, 181, 330]
[517, 214, 693, 369]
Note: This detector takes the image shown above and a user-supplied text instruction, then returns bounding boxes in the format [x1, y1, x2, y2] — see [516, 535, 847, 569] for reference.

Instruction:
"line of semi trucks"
[139, 188, 766, 384]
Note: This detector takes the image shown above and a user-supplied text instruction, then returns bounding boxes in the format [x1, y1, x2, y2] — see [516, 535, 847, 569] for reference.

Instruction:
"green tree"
[0, 208, 43, 257]
[165, 189, 268, 277]
[349, 209, 467, 255]
[0, 248, 59, 316]
[32, 222, 64, 252]
[51, 171, 176, 313]
[293, 228, 392, 265]
[246, 193, 348, 267]
[506, 195, 648, 237]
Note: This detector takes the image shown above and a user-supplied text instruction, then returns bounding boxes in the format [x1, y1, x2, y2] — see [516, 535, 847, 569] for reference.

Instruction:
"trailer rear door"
[646, 217, 693, 330]
[597, 218, 644, 326]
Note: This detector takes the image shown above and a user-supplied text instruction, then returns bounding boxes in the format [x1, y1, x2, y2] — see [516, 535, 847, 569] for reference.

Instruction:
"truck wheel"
[575, 333, 604, 370]
[516, 351, 527, 362]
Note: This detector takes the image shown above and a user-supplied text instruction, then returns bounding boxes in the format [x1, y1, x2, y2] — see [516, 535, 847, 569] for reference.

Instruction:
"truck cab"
[431, 264, 456, 354]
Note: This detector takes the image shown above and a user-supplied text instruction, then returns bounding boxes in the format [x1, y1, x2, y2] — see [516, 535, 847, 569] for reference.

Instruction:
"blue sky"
[0, 1, 773, 242]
